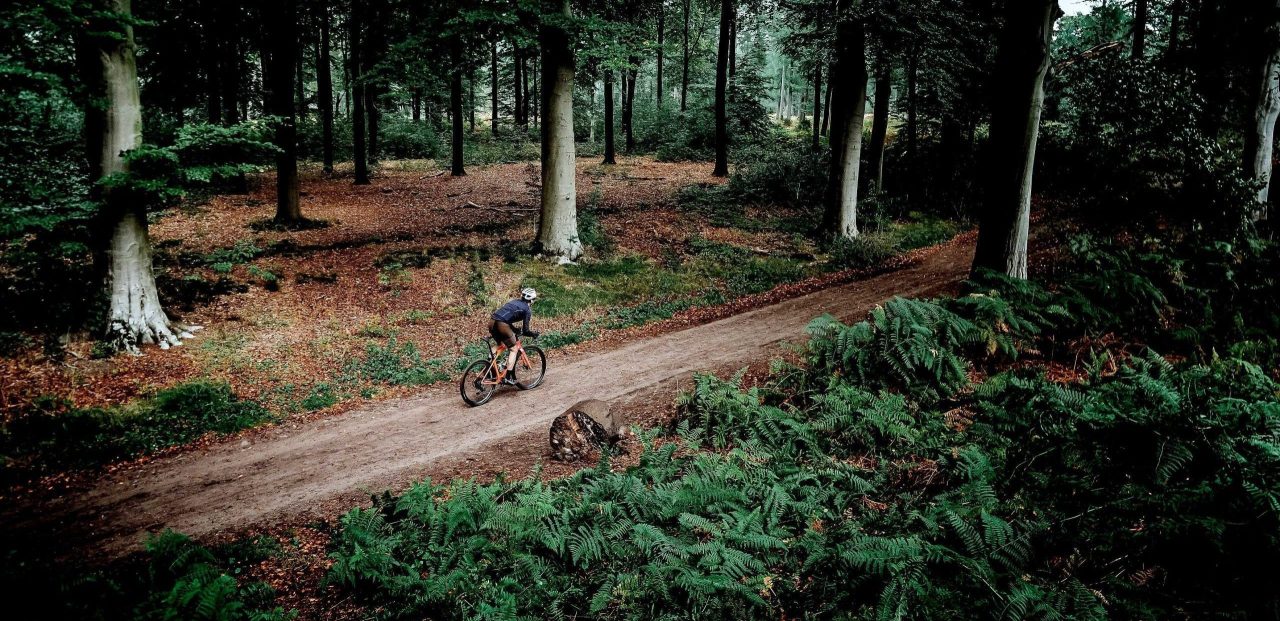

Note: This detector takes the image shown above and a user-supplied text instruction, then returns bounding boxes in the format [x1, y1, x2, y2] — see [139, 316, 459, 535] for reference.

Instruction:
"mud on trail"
[3, 234, 974, 559]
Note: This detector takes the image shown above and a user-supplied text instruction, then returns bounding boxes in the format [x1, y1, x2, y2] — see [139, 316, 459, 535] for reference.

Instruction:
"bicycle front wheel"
[514, 346, 547, 390]
[460, 359, 498, 406]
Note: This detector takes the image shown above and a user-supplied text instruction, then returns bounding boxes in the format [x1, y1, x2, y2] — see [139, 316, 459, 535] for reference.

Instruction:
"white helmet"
[521, 287, 538, 302]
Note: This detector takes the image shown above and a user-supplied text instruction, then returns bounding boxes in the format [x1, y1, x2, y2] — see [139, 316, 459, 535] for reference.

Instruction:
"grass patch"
[1, 380, 274, 477]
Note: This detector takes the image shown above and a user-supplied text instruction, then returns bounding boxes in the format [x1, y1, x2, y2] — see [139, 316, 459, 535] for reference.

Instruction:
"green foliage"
[349, 337, 451, 386]
[330, 263, 1280, 620]
[1, 380, 273, 478]
[379, 117, 442, 160]
[141, 531, 294, 621]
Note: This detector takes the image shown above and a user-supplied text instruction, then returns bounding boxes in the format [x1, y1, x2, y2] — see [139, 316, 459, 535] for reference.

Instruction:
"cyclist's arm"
[522, 307, 531, 336]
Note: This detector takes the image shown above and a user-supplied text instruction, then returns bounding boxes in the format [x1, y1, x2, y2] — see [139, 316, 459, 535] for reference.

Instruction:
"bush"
[349, 337, 450, 386]
[1, 380, 273, 476]
[378, 118, 443, 160]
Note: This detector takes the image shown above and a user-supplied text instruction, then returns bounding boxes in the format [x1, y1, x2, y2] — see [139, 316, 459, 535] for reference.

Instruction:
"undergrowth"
[326, 239, 1280, 620]
[1, 380, 273, 480]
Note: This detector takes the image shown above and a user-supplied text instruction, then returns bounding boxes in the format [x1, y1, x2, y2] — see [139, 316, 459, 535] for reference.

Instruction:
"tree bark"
[351, 0, 369, 184]
[318, 0, 334, 173]
[823, 0, 868, 240]
[680, 0, 690, 113]
[657, 10, 665, 108]
[491, 40, 500, 135]
[603, 69, 616, 164]
[1244, 0, 1280, 217]
[219, 18, 241, 125]
[811, 67, 822, 151]
[868, 57, 891, 192]
[821, 79, 831, 135]
[906, 45, 918, 163]
[264, 0, 301, 223]
[201, 0, 222, 124]
[972, 0, 1060, 279]
[624, 59, 637, 151]
[1132, 0, 1149, 59]
[1167, 0, 1182, 63]
[451, 43, 467, 176]
[513, 47, 524, 129]
[713, 0, 732, 177]
[81, 0, 193, 353]
[469, 71, 476, 132]
[538, 0, 582, 261]
[728, 11, 736, 78]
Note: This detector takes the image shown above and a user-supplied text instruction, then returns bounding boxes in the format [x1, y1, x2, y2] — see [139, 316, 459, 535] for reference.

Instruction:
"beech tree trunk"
[81, 0, 194, 353]
[1245, 0, 1280, 217]
[713, 0, 732, 177]
[451, 44, 466, 176]
[812, 67, 822, 151]
[657, 11, 665, 107]
[1132, 0, 1149, 59]
[469, 73, 476, 132]
[491, 40, 500, 135]
[821, 79, 831, 135]
[351, 0, 369, 184]
[868, 57, 892, 192]
[906, 45, 918, 162]
[972, 0, 1060, 279]
[681, 0, 690, 112]
[603, 69, 616, 164]
[823, 0, 868, 240]
[624, 60, 637, 151]
[265, 0, 301, 223]
[318, 0, 334, 173]
[538, 0, 582, 261]
[513, 47, 524, 129]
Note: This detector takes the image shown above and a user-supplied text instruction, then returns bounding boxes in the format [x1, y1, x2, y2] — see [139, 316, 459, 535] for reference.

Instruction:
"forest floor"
[3, 229, 974, 619]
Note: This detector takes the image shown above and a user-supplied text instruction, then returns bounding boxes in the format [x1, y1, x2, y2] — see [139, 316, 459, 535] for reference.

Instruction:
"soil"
[0, 233, 974, 563]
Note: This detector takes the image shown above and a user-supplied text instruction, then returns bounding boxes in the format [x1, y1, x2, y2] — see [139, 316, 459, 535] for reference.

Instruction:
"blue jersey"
[491, 299, 532, 334]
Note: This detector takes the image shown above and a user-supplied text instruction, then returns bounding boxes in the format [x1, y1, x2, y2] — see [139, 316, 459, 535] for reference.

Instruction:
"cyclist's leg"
[489, 320, 519, 375]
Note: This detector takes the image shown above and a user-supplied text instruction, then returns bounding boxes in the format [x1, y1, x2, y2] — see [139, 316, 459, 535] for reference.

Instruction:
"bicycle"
[459, 334, 547, 406]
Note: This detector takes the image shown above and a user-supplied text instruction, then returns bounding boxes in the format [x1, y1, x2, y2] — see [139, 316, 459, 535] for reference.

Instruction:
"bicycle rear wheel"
[460, 359, 498, 406]
[514, 346, 547, 390]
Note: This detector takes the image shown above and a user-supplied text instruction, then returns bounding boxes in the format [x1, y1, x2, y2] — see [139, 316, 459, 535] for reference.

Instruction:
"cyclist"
[489, 287, 540, 385]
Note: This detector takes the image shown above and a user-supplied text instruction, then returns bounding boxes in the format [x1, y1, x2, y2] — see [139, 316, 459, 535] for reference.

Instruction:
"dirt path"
[14, 237, 974, 558]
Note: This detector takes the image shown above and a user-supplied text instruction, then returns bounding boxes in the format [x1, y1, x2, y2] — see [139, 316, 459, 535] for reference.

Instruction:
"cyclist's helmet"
[521, 287, 539, 302]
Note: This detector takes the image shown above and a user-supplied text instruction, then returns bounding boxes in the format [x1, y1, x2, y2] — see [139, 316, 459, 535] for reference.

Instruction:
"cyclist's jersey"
[491, 299, 532, 334]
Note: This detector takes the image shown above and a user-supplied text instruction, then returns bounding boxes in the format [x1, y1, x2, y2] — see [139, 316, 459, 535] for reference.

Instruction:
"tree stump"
[549, 399, 628, 462]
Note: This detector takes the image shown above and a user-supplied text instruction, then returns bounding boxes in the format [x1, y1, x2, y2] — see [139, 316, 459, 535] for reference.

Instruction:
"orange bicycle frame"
[481, 338, 532, 386]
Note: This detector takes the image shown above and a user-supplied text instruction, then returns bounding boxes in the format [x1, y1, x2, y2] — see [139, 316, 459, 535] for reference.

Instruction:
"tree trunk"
[201, 0, 222, 124]
[588, 78, 596, 143]
[81, 0, 193, 353]
[624, 59, 637, 151]
[1132, 0, 1149, 59]
[220, 25, 241, 124]
[538, 0, 582, 261]
[513, 47, 524, 129]
[469, 72, 476, 131]
[972, 0, 1060, 279]
[1244, 0, 1280, 218]
[603, 69, 616, 164]
[491, 40, 500, 135]
[451, 44, 467, 176]
[868, 57, 892, 192]
[821, 79, 831, 135]
[295, 33, 307, 121]
[681, 0, 690, 113]
[532, 54, 540, 129]
[351, 0, 369, 184]
[523, 52, 531, 130]
[728, 12, 736, 78]
[906, 45, 918, 163]
[265, 0, 301, 223]
[657, 11, 665, 108]
[823, 0, 868, 240]
[812, 67, 822, 151]
[713, 0, 732, 177]
[367, 87, 379, 161]
[411, 88, 421, 122]
[318, 0, 334, 173]
[1167, 0, 1182, 63]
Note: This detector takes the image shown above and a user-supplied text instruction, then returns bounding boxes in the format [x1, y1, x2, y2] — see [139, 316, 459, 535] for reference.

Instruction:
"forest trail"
[18, 236, 974, 559]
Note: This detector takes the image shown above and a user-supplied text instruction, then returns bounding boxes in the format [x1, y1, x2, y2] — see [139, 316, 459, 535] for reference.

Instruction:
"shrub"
[1, 380, 273, 476]
[350, 337, 450, 386]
